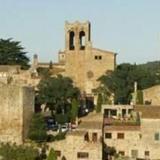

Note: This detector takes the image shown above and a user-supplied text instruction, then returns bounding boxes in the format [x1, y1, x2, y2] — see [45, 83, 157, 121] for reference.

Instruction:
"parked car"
[59, 123, 69, 132]
[45, 116, 58, 131]
[78, 107, 89, 117]
[71, 122, 77, 130]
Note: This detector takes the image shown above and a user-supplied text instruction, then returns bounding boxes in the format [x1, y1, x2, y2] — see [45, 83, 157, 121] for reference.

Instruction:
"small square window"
[99, 56, 102, 60]
[131, 150, 138, 158]
[154, 132, 159, 141]
[95, 56, 98, 60]
[139, 134, 142, 139]
[77, 152, 89, 158]
[55, 150, 61, 157]
[119, 151, 125, 156]
[105, 133, 112, 139]
[117, 133, 124, 139]
[145, 151, 150, 156]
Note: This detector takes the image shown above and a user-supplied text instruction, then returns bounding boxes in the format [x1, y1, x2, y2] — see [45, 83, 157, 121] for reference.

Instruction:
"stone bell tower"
[64, 21, 116, 101]
[65, 21, 91, 51]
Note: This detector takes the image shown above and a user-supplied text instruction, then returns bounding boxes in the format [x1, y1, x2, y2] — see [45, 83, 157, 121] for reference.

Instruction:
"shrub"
[0, 143, 39, 160]
[47, 148, 57, 160]
[28, 113, 47, 142]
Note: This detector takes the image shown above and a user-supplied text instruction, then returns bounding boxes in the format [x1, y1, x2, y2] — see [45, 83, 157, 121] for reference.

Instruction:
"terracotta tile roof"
[50, 67, 65, 74]
[0, 65, 20, 72]
[134, 105, 160, 119]
[67, 130, 87, 136]
[92, 48, 116, 55]
[78, 121, 102, 130]
[104, 125, 140, 131]
[38, 62, 49, 65]
[80, 113, 103, 122]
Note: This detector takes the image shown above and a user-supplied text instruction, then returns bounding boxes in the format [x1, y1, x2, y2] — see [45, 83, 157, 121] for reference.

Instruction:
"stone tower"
[32, 54, 38, 70]
[30, 54, 38, 76]
[63, 21, 116, 96]
[63, 21, 116, 97]
[65, 21, 92, 51]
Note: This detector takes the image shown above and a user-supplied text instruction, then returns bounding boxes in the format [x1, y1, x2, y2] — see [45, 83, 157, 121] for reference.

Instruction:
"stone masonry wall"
[105, 119, 160, 159]
[143, 85, 160, 105]
[0, 84, 34, 144]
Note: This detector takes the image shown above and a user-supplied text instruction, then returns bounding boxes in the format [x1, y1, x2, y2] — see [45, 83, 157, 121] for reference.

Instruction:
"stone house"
[49, 113, 103, 160]
[103, 104, 160, 160]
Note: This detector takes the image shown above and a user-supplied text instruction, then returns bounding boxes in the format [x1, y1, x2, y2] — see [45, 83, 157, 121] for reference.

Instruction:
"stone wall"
[0, 84, 34, 144]
[22, 86, 35, 140]
[143, 85, 160, 105]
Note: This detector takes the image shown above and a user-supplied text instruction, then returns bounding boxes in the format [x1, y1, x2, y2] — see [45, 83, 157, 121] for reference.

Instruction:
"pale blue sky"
[0, 0, 160, 64]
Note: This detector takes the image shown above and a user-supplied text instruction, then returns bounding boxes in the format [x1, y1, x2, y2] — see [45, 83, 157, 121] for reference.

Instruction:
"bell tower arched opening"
[69, 31, 75, 50]
[79, 31, 86, 50]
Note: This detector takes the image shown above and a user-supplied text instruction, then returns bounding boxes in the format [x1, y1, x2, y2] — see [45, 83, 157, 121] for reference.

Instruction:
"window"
[111, 109, 117, 116]
[77, 152, 89, 158]
[145, 151, 150, 156]
[69, 31, 75, 50]
[122, 109, 126, 117]
[105, 133, 112, 139]
[119, 151, 125, 156]
[95, 56, 98, 60]
[79, 31, 85, 50]
[117, 133, 124, 139]
[92, 132, 98, 142]
[128, 109, 133, 114]
[55, 150, 61, 157]
[131, 150, 138, 158]
[84, 132, 89, 142]
[104, 109, 110, 117]
[154, 132, 160, 141]
[94, 55, 102, 60]
[61, 156, 66, 160]
[139, 134, 142, 139]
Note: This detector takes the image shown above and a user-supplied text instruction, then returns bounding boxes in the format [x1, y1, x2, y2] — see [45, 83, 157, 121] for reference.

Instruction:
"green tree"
[0, 38, 29, 69]
[136, 90, 143, 104]
[98, 63, 160, 104]
[70, 98, 79, 122]
[96, 93, 103, 113]
[49, 61, 53, 69]
[93, 84, 111, 104]
[37, 75, 80, 116]
[47, 148, 57, 160]
[37, 67, 51, 78]
[28, 113, 47, 142]
[55, 113, 69, 124]
[0, 143, 39, 160]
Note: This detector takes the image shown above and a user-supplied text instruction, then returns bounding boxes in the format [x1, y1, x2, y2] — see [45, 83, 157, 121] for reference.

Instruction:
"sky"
[0, 0, 160, 64]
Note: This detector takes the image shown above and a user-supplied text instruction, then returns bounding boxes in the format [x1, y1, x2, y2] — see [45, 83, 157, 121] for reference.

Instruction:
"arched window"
[69, 31, 75, 50]
[79, 31, 85, 50]
[62, 156, 66, 160]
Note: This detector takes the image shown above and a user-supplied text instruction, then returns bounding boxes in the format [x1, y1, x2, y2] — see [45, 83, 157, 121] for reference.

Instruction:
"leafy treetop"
[98, 63, 160, 104]
[0, 38, 29, 69]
